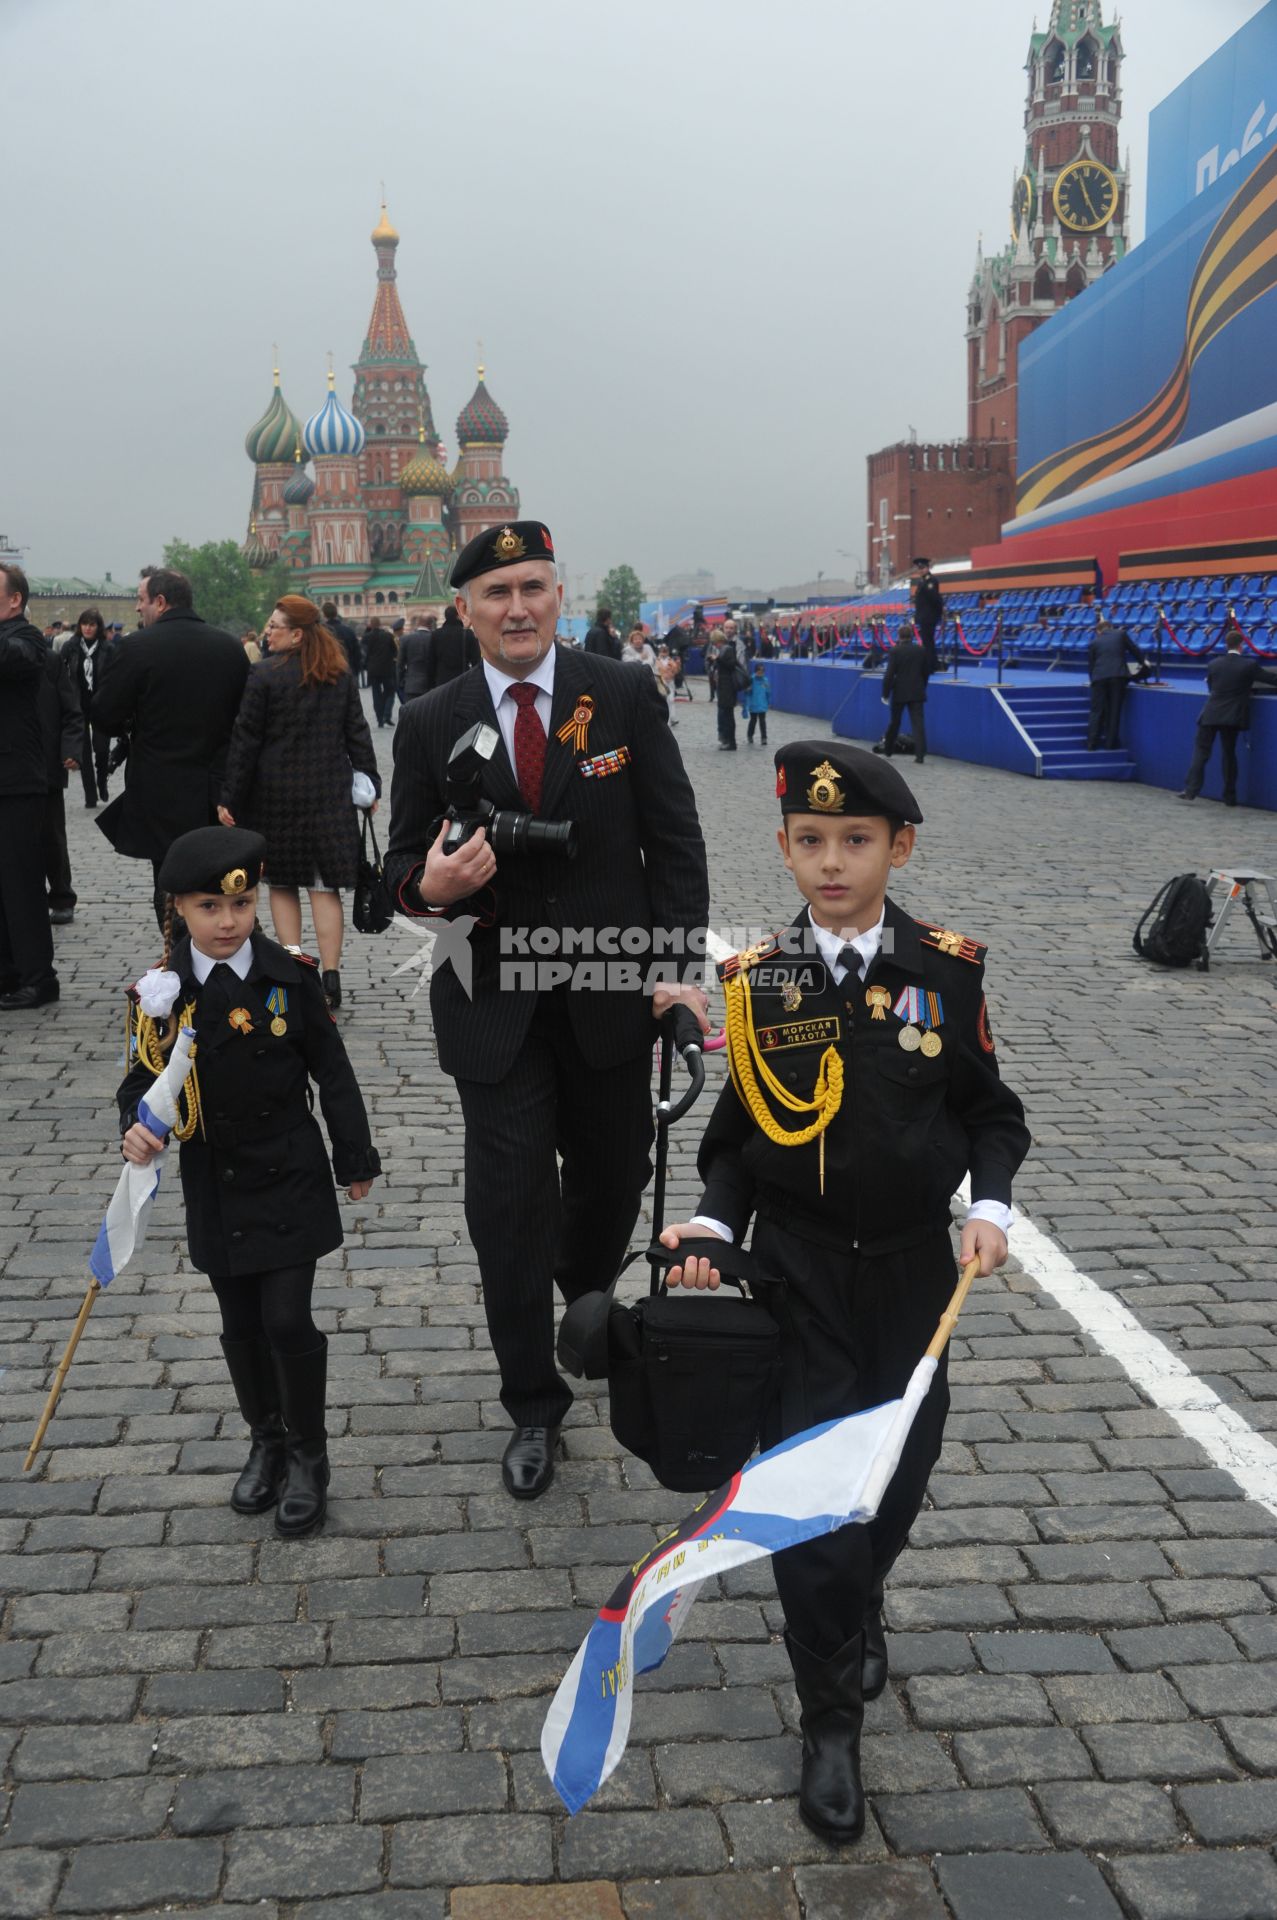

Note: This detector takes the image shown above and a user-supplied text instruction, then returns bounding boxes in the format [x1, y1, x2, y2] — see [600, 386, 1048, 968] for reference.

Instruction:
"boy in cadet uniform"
[660, 742, 1029, 1844]
[118, 825, 380, 1537]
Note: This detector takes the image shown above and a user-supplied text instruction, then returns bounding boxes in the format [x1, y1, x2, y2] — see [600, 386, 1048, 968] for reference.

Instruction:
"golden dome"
[371, 202, 399, 245]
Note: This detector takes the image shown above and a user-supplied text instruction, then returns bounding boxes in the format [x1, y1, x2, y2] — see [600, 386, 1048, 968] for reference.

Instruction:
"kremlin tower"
[242, 204, 520, 617]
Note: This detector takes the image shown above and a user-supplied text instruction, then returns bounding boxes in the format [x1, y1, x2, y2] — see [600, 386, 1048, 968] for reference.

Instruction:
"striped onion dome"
[282, 463, 315, 506]
[303, 374, 366, 458]
[400, 450, 453, 497]
[242, 522, 271, 570]
[456, 366, 509, 446]
[245, 377, 302, 464]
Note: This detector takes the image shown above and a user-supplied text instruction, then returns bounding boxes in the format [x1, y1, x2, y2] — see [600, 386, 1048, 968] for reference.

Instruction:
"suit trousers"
[79, 726, 113, 806]
[1087, 677, 1126, 749]
[1184, 723, 1241, 803]
[0, 794, 57, 988]
[884, 700, 926, 760]
[753, 1217, 954, 1658]
[456, 991, 655, 1427]
[370, 676, 397, 727]
[42, 787, 76, 911]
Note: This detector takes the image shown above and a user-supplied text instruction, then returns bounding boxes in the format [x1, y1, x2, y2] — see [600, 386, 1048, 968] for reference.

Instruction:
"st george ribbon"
[90, 1025, 197, 1285]
[541, 1351, 942, 1816]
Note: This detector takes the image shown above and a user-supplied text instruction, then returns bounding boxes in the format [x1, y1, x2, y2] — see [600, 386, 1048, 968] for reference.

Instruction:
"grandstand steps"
[998, 685, 1138, 782]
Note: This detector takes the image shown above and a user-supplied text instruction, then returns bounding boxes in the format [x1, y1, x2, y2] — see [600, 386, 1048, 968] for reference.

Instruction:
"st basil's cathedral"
[241, 204, 519, 617]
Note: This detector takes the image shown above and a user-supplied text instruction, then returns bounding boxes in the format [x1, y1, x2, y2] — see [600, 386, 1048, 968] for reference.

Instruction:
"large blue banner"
[1146, 2, 1277, 236]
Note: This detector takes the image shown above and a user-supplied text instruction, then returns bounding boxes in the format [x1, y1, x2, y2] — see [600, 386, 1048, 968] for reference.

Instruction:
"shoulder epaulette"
[918, 923, 986, 965]
[716, 930, 786, 985]
[287, 948, 320, 970]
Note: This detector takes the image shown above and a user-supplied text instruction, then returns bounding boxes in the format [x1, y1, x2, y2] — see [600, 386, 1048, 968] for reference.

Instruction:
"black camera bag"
[353, 811, 395, 936]
[559, 1240, 782, 1494]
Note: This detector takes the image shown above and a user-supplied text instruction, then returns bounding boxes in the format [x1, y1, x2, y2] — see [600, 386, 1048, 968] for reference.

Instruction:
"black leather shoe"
[272, 1339, 329, 1537]
[0, 977, 60, 1010]
[502, 1425, 560, 1500]
[786, 1629, 866, 1844]
[861, 1608, 889, 1701]
[220, 1335, 285, 1514]
[322, 969, 342, 1010]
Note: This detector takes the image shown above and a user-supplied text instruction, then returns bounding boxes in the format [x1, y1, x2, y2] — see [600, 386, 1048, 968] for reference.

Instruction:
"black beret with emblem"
[773, 741, 922, 824]
[450, 520, 557, 590]
[158, 825, 267, 897]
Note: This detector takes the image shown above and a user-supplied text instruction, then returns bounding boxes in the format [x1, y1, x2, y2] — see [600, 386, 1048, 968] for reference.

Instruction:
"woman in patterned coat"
[220, 595, 380, 1009]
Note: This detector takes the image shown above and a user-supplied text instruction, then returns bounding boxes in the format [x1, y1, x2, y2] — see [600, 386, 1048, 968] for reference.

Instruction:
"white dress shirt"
[691, 904, 1012, 1242]
[189, 938, 254, 984]
[482, 649, 556, 768]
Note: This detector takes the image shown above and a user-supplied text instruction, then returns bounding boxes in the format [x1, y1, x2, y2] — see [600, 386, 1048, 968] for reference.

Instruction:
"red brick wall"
[866, 443, 1014, 572]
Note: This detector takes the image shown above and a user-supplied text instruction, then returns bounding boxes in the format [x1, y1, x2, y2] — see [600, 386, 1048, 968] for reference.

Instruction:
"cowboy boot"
[272, 1337, 330, 1538]
[785, 1629, 866, 1844]
[862, 1585, 889, 1701]
[219, 1335, 285, 1515]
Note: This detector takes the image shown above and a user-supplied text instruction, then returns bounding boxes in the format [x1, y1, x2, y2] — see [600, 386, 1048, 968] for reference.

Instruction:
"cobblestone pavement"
[2, 684, 1276, 1920]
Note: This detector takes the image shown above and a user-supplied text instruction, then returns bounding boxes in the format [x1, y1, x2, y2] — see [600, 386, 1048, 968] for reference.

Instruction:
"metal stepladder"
[1198, 871, 1277, 969]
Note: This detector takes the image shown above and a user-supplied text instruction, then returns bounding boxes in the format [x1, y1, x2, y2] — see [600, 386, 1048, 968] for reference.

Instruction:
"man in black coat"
[397, 617, 436, 700]
[402, 605, 480, 699]
[1086, 612, 1148, 750]
[321, 602, 361, 679]
[911, 558, 945, 674]
[90, 566, 249, 931]
[0, 563, 59, 1008]
[715, 637, 749, 749]
[363, 618, 398, 727]
[386, 521, 709, 1500]
[877, 622, 931, 764]
[41, 641, 84, 926]
[1180, 629, 1277, 806]
[583, 605, 622, 660]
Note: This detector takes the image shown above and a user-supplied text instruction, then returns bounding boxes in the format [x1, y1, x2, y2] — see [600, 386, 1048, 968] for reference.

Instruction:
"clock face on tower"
[1053, 159, 1119, 233]
[1012, 172, 1035, 238]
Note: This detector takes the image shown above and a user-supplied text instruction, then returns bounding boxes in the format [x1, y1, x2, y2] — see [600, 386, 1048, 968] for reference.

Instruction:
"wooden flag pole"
[924, 1257, 981, 1363]
[24, 1280, 99, 1472]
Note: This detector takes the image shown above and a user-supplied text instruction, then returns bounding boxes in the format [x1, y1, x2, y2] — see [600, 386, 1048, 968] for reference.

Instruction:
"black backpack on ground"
[1133, 873, 1212, 968]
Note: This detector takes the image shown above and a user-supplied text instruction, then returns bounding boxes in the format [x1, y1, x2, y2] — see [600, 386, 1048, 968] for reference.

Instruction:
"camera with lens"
[439, 722, 578, 860]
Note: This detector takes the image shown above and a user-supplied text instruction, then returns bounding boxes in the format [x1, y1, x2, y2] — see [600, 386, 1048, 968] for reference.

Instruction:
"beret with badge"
[773, 741, 922, 824]
[450, 520, 557, 590]
[158, 825, 267, 897]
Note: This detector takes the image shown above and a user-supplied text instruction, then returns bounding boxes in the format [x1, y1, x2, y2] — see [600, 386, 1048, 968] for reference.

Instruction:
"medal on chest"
[892, 985, 945, 1055]
[265, 987, 288, 1037]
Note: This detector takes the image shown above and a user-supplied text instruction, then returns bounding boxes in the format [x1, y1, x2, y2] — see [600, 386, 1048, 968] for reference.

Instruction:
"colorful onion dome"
[303, 370, 366, 458]
[283, 461, 315, 506]
[400, 449, 453, 497]
[242, 521, 270, 570]
[371, 201, 399, 246]
[456, 364, 509, 446]
[245, 371, 302, 464]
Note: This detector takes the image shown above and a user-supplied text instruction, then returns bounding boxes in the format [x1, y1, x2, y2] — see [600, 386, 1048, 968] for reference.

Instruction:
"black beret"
[450, 520, 556, 590]
[158, 826, 267, 896]
[774, 741, 922, 824]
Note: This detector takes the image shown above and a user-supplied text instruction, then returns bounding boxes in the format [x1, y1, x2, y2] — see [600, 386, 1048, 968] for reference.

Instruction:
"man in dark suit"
[1086, 611, 1148, 750]
[321, 601, 361, 678]
[1180, 628, 1277, 806]
[910, 559, 944, 674]
[413, 604, 480, 695]
[0, 562, 59, 1008]
[90, 567, 249, 930]
[40, 639, 84, 927]
[583, 605, 622, 660]
[397, 617, 437, 700]
[386, 522, 709, 1499]
[876, 622, 931, 764]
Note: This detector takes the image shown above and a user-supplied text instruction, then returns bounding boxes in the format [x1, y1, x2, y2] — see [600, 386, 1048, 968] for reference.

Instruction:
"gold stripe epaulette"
[918, 924, 986, 965]
[715, 931, 785, 984]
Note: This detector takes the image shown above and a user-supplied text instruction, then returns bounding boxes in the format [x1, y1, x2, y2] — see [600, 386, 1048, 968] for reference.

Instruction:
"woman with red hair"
[220, 595, 380, 1009]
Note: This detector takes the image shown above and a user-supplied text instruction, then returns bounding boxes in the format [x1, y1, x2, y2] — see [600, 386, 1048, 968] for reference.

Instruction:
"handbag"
[352, 810, 394, 935]
[559, 1239, 783, 1494]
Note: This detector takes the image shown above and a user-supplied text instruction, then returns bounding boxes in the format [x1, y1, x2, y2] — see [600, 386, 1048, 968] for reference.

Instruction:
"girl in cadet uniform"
[118, 824, 380, 1536]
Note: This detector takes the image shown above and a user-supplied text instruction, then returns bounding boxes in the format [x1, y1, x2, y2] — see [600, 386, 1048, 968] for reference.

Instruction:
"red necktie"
[509, 683, 546, 813]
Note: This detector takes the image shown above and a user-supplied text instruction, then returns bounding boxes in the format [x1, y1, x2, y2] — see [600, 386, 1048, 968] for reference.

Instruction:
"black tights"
[210, 1263, 319, 1355]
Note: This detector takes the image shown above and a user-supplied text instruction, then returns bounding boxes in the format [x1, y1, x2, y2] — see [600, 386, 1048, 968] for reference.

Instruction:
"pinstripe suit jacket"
[386, 643, 709, 1083]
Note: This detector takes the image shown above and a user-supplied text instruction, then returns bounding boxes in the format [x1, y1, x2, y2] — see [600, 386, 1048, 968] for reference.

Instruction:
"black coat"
[397, 628, 435, 700]
[697, 900, 1029, 1253]
[117, 932, 380, 1276]
[882, 637, 931, 705]
[40, 646, 83, 788]
[221, 657, 380, 890]
[1198, 650, 1277, 728]
[715, 642, 750, 708]
[363, 627, 398, 679]
[912, 575, 944, 637]
[0, 616, 49, 798]
[1088, 622, 1145, 682]
[583, 622, 623, 661]
[90, 609, 249, 860]
[385, 643, 710, 1083]
[329, 617, 360, 677]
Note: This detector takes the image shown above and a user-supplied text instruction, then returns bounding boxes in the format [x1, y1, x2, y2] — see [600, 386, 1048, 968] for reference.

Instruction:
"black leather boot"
[861, 1600, 889, 1702]
[272, 1339, 330, 1537]
[786, 1629, 866, 1844]
[219, 1335, 285, 1515]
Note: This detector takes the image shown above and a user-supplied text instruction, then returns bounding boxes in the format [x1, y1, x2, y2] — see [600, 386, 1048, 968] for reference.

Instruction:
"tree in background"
[162, 538, 289, 635]
[597, 564, 643, 635]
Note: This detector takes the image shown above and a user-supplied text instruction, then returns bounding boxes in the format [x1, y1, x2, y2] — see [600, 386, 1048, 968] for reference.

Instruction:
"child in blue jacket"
[744, 663, 771, 744]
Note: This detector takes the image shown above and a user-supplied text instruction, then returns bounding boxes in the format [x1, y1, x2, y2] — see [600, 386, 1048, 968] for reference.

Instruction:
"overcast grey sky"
[3, 0, 1264, 595]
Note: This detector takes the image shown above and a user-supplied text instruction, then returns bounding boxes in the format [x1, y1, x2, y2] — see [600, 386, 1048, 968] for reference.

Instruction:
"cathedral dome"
[456, 368, 509, 447]
[371, 202, 399, 246]
[400, 450, 453, 497]
[245, 379, 302, 464]
[304, 376, 366, 458]
[242, 522, 270, 570]
[283, 462, 315, 506]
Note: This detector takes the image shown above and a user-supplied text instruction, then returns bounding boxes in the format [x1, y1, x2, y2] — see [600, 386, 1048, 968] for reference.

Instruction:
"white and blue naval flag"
[541, 1352, 939, 1815]
[89, 1026, 197, 1287]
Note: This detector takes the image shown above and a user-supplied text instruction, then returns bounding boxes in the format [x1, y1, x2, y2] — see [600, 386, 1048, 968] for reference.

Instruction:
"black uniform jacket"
[117, 932, 380, 1277]
[882, 638, 931, 705]
[912, 575, 944, 637]
[385, 643, 710, 1084]
[697, 899, 1029, 1256]
[0, 617, 50, 799]
[1198, 651, 1277, 728]
[90, 610, 249, 860]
